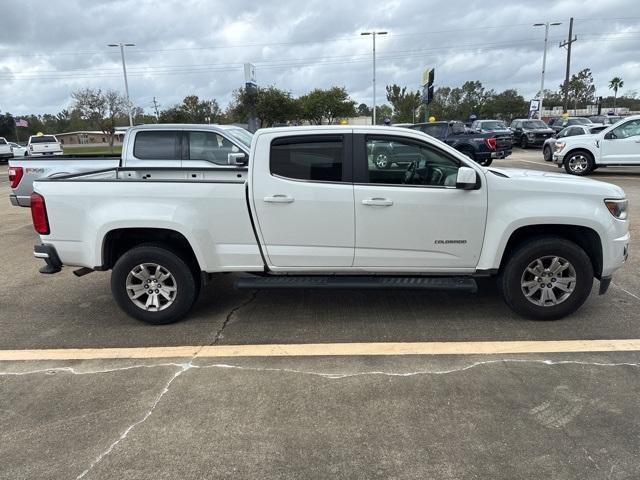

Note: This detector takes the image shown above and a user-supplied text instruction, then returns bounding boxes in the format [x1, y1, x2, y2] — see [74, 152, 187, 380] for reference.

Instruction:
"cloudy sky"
[1, 0, 639, 116]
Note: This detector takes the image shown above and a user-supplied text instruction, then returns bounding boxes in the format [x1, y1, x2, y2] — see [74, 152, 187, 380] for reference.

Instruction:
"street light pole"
[361, 31, 387, 125]
[533, 22, 561, 120]
[108, 42, 136, 126]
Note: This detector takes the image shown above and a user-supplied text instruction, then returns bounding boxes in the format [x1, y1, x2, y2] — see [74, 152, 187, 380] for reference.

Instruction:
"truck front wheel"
[498, 237, 593, 320]
[111, 244, 199, 324]
[564, 151, 594, 175]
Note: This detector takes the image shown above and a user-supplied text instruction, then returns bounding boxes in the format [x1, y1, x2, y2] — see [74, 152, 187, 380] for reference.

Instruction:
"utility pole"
[361, 31, 387, 125]
[533, 22, 561, 120]
[108, 42, 136, 127]
[559, 17, 577, 114]
[152, 97, 160, 122]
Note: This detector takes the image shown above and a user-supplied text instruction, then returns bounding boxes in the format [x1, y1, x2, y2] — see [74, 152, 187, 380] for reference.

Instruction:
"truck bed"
[32, 167, 261, 272]
[8, 155, 121, 207]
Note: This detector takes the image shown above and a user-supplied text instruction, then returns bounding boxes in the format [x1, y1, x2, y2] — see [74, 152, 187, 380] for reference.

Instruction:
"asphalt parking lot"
[2, 149, 640, 479]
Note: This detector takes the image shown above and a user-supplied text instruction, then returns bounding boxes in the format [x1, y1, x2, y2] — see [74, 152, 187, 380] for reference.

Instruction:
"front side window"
[188, 131, 240, 165]
[611, 120, 640, 139]
[366, 136, 460, 187]
[270, 136, 344, 182]
[133, 131, 179, 160]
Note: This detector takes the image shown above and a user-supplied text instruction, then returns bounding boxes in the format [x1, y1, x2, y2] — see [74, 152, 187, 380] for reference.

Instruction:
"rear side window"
[270, 135, 344, 182]
[133, 131, 179, 160]
[30, 136, 57, 143]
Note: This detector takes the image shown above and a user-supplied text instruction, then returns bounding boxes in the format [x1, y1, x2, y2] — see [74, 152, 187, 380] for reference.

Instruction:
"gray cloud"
[0, 0, 639, 115]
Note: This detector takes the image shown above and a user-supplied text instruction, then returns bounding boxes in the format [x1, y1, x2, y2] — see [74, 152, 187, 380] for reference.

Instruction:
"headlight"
[554, 141, 566, 152]
[605, 199, 628, 220]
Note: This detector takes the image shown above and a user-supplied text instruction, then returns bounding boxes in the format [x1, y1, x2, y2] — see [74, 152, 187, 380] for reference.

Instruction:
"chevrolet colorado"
[30, 126, 629, 324]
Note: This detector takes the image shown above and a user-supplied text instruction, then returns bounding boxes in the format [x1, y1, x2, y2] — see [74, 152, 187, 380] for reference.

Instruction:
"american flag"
[15, 118, 28, 128]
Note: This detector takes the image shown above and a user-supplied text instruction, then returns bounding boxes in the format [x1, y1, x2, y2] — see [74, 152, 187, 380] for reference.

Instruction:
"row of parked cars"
[0, 134, 63, 162]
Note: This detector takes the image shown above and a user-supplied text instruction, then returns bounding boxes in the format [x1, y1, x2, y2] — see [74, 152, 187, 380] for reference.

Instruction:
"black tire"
[543, 145, 552, 161]
[520, 136, 528, 149]
[497, 237, 593, 320]
[111, 244, 199, 324]
[478, 157, 493, 167]
[563, 150, 594, 176]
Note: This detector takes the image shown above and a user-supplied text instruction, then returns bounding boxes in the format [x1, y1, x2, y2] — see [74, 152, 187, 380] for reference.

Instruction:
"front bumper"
[552, 152, 565, 165]
[34, 244, 62, 274]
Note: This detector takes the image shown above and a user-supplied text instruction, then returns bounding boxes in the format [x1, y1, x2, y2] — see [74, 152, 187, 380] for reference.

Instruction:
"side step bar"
[235, 276, 477, 293]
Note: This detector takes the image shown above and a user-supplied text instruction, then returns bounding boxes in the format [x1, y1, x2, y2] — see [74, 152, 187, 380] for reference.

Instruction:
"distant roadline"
[2, 339, 640, 361]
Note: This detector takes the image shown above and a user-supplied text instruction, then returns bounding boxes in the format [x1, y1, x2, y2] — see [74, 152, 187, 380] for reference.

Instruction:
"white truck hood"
[485, 167, 625, 198]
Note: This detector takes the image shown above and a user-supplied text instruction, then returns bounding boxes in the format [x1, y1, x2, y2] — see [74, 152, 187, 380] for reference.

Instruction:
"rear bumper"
[9, 194, 30, 207]
[0, 153, 12, 161]
[34, 244, 62, 274]
[29, 151, 63, 156]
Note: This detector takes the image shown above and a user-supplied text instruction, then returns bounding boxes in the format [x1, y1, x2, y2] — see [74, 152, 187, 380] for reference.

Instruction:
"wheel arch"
[101, 227, 201, 272]
[498, 224, 603, 279]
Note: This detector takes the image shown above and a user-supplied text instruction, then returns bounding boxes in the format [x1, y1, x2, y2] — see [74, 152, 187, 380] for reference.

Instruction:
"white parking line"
[2, 339, 640, 361]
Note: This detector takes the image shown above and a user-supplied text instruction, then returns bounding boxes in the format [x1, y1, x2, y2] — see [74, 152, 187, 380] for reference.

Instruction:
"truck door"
[251, 132, 355, 268]
[601, 119, 640, 164]
[352, 133, 487, 269]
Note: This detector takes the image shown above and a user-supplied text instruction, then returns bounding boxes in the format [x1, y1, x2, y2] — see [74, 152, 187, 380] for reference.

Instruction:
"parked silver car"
[542, 124, 608, 161]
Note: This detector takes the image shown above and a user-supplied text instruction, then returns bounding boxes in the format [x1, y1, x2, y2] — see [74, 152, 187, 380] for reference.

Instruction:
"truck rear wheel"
[498, 237, 593, 320]
[111, 244, 199, 324]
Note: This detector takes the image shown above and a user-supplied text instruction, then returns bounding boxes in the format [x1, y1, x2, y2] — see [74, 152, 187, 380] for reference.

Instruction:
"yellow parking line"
[2, 339, 640, 361]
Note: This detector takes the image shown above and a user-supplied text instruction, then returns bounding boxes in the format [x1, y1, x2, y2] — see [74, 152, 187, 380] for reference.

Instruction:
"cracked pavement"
[2, 151, 640, 479]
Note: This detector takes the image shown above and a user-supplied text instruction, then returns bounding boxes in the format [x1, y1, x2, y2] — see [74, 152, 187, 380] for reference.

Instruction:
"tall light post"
[533, 22, 561, 119]
[361, 31, 387, 125]
[108, 42, 135, 126]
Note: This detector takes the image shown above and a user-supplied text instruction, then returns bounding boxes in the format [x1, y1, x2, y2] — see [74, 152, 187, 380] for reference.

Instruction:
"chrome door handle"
[264, 194, 294, 204]
[362, 197, 393, 206]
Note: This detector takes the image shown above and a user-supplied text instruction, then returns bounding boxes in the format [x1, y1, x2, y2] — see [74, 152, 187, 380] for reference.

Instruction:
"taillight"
[30, 192, 50, 235]
[29, 144, 33, 151]
[484, 137, 497, 150]
[8, 166, 23, 188]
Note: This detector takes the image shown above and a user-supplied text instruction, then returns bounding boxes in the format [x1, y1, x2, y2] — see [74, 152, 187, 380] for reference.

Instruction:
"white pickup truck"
[553, 115, 640, 175]
[9, 124, 252, 206]
[30, 125, 629, 324]
[0, 137, 13, 162]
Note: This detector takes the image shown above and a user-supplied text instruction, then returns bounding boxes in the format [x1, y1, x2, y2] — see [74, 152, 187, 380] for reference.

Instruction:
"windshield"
[226, 128, 253, 149]
[0, 138, 6, 145]
[30, 136, 57, 143]
[523, 121, 547, 129]
[605, 116, 622, 124]
[569, 118, 592, 125]
[479, 121, 507, 130]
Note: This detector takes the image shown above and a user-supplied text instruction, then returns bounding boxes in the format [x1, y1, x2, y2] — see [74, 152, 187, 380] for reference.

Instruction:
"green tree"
[226, 86, 296, 127]
[299, 87, 356, 124]
[481, 89, 528, 121]
[566, 68, 596, 111]
[609, 76, 624, 109]
[356, 103, 371, 117]
[385, 84, 421, 123]
[375, 104, 393, 124]
[71, 88, 127, 150]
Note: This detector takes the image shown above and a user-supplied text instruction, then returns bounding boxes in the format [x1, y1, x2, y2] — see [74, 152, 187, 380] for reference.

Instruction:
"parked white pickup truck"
[9, 124, 252, 206]
[0, 137, 13, 162]
[553, 115, 640, 175]
[30, 126, 629, 324]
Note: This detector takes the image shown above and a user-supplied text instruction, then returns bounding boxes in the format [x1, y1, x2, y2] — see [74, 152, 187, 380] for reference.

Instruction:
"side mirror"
[604, 131, 615, 140]
[228, 152, 248, 166]
[456, 166, 478, 190]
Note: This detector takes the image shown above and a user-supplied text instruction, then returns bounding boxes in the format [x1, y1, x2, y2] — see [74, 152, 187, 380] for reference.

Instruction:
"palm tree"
[609, 77, 624, 109]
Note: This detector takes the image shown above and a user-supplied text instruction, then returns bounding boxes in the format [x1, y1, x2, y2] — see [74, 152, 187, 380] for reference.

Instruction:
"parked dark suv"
[510, 119, 555, 148]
